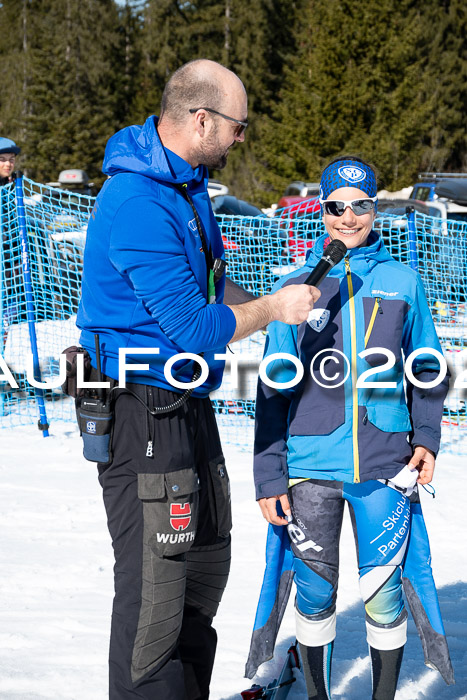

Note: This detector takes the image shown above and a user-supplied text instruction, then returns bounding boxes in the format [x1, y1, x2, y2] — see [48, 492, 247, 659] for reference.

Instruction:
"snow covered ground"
[0, 422, 466, 699]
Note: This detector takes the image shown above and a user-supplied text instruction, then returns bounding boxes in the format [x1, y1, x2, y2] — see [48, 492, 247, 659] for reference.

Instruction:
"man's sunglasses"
[189, 107, 248, 136]
[320, 196, 378, 216]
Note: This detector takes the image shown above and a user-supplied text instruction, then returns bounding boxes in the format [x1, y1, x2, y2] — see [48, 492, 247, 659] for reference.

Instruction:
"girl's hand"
[257, 493, 291, 525]
[408, 445, 435, 485]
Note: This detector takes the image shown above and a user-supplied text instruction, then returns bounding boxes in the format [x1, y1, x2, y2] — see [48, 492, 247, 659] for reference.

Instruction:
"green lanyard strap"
[177, 184, 218, 303]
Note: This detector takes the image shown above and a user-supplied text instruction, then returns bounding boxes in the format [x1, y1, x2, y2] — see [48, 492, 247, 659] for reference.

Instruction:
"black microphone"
[304, 239, 347, 287]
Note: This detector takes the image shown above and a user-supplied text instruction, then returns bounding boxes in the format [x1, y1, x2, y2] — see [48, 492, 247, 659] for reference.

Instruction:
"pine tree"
[210, 0, 306, 205]
[1, 0, 464, 198]
[115, 0, 145, 128]
[130, 0, 226, 122]
[255, 0, 467, 198]
[0, 0, 32, 151]
[0, 0, 126, 186]
[413, 0, 467, 175]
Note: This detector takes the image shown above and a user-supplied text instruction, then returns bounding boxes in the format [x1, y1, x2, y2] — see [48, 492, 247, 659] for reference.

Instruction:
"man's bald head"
[160, 59, 245, 125]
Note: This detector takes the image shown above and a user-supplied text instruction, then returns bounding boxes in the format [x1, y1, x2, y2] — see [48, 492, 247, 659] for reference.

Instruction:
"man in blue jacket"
[77, 59, 319, 700]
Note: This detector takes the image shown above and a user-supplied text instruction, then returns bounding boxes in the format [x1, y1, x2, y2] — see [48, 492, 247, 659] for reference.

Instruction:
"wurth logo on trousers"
[170, 502, 192, 531]
[156, 531, 195, 544]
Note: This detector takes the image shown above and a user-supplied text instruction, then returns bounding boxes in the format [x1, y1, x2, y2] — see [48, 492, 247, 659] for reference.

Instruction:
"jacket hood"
[306, 230, 393, 275]
[102, 115, 207, 187]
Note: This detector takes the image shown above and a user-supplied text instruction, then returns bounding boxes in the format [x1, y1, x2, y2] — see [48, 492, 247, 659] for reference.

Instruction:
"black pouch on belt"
[61, 346, 92, 398]
[77, 394, 114, 464]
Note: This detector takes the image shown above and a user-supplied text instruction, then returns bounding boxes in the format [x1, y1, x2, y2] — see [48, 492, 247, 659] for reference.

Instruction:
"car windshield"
[446, 212, 467, 223]
[377, 199, 443, 218]
[211, 195, 264, 217]
[377, 208, 408, 216]
[412, 186, 433, 201]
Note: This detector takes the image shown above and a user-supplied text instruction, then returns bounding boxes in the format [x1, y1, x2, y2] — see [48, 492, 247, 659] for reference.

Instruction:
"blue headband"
[319, 159, 377, 201]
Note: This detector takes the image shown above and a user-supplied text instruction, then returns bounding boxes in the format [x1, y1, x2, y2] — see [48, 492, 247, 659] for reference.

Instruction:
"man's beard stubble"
[197, 124, 230, 170]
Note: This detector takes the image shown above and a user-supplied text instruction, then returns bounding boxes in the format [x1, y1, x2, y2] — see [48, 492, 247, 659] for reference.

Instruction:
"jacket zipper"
[364, 297, 382, 348]
[146, 386, 154, 458]
[345, 258, 360, 483]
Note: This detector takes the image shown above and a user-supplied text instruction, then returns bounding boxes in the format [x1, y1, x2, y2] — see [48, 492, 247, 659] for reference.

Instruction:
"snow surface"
[0, 422, 466, 699]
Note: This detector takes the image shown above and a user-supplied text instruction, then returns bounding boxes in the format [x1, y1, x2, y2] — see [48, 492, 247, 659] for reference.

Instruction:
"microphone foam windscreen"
[326, 239, 347, 263]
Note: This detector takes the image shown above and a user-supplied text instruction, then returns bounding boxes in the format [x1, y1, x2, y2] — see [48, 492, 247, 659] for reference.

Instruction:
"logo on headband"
[338, 166, 366, 183]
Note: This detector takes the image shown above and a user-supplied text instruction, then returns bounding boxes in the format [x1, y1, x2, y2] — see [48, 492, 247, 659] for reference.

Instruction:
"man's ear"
[193, 110, 207, 137]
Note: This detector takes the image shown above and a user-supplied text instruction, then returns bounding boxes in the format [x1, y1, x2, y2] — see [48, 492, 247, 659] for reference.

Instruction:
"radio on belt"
[76, 334, 114, 464]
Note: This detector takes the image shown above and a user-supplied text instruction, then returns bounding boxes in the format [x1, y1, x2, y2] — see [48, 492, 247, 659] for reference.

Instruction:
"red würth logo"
[170, 502, 192, 531]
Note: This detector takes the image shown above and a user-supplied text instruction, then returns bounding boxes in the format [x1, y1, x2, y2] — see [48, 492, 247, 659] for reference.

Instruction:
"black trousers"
[98, 385, 232, 699]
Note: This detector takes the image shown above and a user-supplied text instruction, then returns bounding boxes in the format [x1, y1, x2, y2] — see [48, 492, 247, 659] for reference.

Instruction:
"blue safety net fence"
[1, 177, 466, 454]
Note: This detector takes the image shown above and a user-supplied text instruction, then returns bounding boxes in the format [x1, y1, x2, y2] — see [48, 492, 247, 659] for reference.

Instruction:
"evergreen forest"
[0, 0, 466, 206]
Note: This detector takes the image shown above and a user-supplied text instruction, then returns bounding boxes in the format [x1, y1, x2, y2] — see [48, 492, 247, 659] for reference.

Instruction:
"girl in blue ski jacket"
[248, 157, 454, 699]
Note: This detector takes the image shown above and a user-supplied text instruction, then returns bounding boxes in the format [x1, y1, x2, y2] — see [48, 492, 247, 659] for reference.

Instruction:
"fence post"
[406, 205, 418, 271]
[0, 186, 4, 417]
[14, 173, 50, 437]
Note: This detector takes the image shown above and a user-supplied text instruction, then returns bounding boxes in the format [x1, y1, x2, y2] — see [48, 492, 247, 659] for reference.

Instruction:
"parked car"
[46, 169, 96, 198]
[274, 196, 322, 270]
[412, 173, 467, 222]
[375, 198, 447, 236]
[2, 315, 80, 402]
[376, 198, 467, 304]
[211, 194, 267, 218]
[207, 180, 229, 199]
[377, 198, 445, 217]
[211, 195, 285, 293]
[277, 181, 320, 209]
[212, 194, 321, 288]
[375, 199, 444, 272]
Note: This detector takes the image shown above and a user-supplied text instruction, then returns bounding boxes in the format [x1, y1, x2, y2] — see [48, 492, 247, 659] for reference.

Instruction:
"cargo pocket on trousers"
[132, 469, 200, 681]
[137, 468, 200, 558]
[207, 456, 232, 538]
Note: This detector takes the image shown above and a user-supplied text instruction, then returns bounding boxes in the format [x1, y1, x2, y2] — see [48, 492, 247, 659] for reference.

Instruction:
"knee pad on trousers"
[131, 551, 186, 683]
[361, 566, 405, 626]
[295, 605, 337, 647]
[294, 558, 336, 616]
[185, 536, 231, 620]
[366, 609, 408, 650]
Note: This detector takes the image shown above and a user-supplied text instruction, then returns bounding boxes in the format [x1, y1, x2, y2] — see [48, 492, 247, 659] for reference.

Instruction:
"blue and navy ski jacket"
[254, 231, 449, 498]
[77, 115, 236, 396]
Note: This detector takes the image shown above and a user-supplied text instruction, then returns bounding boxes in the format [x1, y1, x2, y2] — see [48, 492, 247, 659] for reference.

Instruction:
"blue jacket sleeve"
[108, 195, 236, 353]
[254, 321, 300, 499]
[402, 274, 449, 455]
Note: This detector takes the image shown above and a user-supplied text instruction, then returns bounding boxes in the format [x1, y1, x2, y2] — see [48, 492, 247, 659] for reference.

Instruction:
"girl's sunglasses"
[320, 196, 378, 216]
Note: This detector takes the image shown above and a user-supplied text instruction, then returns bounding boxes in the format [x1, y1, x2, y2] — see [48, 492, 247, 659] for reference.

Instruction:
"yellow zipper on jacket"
[364, 297, 382, 348]
[345, 258, 360, 483]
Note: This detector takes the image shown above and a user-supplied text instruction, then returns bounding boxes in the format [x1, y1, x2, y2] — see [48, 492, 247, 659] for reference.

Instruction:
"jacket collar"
[306, 231, 393, 276]
[102, 115, 207, 188]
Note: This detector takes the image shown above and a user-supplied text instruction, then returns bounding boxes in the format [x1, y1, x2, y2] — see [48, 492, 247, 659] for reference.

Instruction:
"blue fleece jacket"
[77, 116, 236, 395]
[254, 232, 449, 498]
